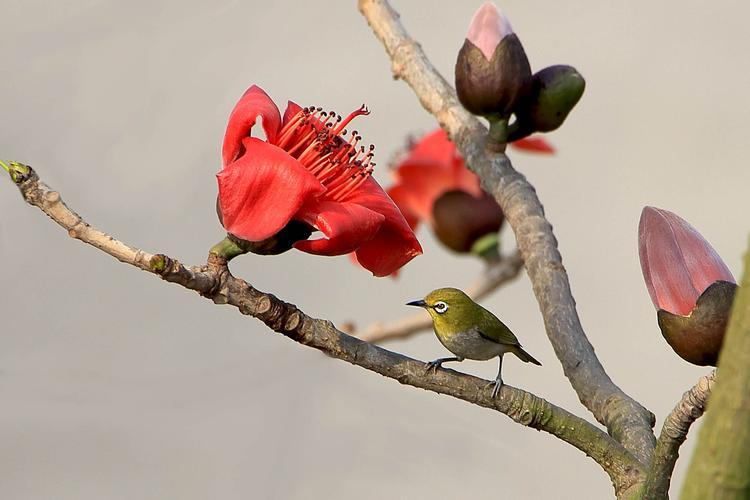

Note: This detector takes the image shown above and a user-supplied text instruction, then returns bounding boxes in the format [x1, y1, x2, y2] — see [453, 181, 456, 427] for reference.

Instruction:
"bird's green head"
[406, 287, 479, 332]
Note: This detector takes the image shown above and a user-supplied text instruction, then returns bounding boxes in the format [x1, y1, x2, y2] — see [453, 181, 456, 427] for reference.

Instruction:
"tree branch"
[643, 370, 715, 499]
[4, 165, 644, 495]
[352, 251, 523, 343]
[682, 242, 750, 499]
[357, 0, 656, 464]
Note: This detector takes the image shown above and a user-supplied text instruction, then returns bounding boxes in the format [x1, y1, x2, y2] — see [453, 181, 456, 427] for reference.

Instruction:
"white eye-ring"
[433, 301, 449, 314]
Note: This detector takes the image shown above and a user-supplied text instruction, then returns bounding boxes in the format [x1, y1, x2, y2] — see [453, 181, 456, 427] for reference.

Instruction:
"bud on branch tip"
[467, 2, 513, 61]
[1, 159, 31, 183]
[455, 2, 531, 121]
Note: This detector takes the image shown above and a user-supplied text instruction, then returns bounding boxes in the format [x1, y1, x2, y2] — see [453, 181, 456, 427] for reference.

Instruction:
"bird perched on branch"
[407, 287, 541, 397]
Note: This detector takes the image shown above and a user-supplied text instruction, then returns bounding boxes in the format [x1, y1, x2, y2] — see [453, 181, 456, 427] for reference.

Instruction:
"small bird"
[407, 287, 541, 397]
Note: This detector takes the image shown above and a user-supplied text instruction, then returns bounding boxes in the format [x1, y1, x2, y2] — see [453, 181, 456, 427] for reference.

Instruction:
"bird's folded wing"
[476, 309, 520, 345]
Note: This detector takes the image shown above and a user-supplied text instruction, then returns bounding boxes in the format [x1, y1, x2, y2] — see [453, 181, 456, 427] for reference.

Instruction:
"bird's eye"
[433, 301, 449, 314]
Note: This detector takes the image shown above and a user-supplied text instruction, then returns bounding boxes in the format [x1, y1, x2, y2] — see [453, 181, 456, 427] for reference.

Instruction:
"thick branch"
[354, 251, 523, 343]
[682, 243, 750, 499]
[5, 166, 644, 494]
[643, 370, 715, 499]
[357, 0, 655, 463]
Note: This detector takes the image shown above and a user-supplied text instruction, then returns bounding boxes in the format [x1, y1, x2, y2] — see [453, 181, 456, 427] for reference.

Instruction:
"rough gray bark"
[682, 244, 750, 499]
[643, 371, 715, 499]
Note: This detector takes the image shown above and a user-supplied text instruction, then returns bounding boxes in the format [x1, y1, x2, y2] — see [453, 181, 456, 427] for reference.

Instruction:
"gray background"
[0, 1, 748, 498]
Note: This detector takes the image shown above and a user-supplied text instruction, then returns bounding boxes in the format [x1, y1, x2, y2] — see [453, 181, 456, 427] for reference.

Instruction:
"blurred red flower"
[386, 129, 553, 253]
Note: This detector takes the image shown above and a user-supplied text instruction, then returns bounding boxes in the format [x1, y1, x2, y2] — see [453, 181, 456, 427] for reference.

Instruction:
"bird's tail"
[512, 346, 542, 366]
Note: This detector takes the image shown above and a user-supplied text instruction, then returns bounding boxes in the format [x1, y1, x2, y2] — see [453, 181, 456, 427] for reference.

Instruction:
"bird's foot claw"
[425, 360, 442, 374]
[486, 379, 503, 398]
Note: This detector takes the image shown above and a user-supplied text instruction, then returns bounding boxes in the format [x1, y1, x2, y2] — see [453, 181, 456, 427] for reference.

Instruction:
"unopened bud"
[432, 189, 504, 254]
[514, 65, 585, 133]
[639, 206, 737, 366]
[455, 3, 531, 119]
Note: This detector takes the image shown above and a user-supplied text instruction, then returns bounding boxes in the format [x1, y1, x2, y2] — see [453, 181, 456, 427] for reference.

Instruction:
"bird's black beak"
[406, 299, 427, 308]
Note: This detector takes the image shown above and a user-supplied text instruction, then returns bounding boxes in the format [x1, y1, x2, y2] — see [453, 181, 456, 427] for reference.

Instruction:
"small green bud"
[514, 65, 585, 133]
[455, 3, 531, 119]
[1, 160, 31, 184]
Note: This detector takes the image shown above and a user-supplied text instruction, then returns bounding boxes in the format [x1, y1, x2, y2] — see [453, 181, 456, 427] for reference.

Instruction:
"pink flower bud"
[639, 206, 737, 365]
[466, 2, 514, 61]
[455, 3, 531, 118]
[639, 206, 735, 316]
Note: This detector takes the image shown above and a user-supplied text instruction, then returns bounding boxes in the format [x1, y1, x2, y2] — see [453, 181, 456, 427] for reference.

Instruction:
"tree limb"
[682, 243, 750, 499]
[4, 165, 645, 495]
[643, 370, 715, 499]
[357, 0, 656, 464]
[352, 251, 523, 343]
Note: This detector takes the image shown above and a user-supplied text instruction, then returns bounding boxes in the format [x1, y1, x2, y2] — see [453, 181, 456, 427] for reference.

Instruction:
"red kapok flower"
[386, 129, 553, 253]
[216, 85, 422, 277]
[639, 206, 735, 316]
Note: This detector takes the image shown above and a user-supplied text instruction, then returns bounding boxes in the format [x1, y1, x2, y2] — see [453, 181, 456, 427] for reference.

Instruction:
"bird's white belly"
[437, 329, 512, 360]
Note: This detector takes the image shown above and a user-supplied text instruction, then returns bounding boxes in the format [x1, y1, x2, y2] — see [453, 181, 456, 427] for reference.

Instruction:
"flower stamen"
[275, 104, 375, 202]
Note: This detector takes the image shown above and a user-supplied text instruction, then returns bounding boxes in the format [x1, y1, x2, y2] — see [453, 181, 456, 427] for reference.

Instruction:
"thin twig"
[5, 166, 644, 494]
[355, 251, 523, 343]
[643, 370, 716, 499]
[358, 0, 656, 467]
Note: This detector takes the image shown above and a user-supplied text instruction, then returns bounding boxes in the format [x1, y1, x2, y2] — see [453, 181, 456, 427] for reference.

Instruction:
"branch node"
[149, 254, 168, 273]
[284, 311, 302, 332]
[44, 190, 60, 204]
[257, 296, 272, 314]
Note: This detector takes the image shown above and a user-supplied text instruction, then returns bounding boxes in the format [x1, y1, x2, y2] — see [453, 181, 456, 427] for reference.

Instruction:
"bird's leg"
[425, 356, 464, 374]
[488, 355, 504, 398]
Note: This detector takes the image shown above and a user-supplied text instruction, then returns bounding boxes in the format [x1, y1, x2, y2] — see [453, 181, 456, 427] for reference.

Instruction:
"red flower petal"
[408, 129, 456, 166]
[217, 137, 324, 242]
[386, 184, 421, 231]
[391, 161, 457, 222]
[293, 200, 385, 256]
[346, 177, 422, 277]
[639, 207, 734, 316]
[511, 136, 555, 154]
[222, 85, 282, 167]
[392, 129, 484, 221]
[282, 100, 303, 126]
